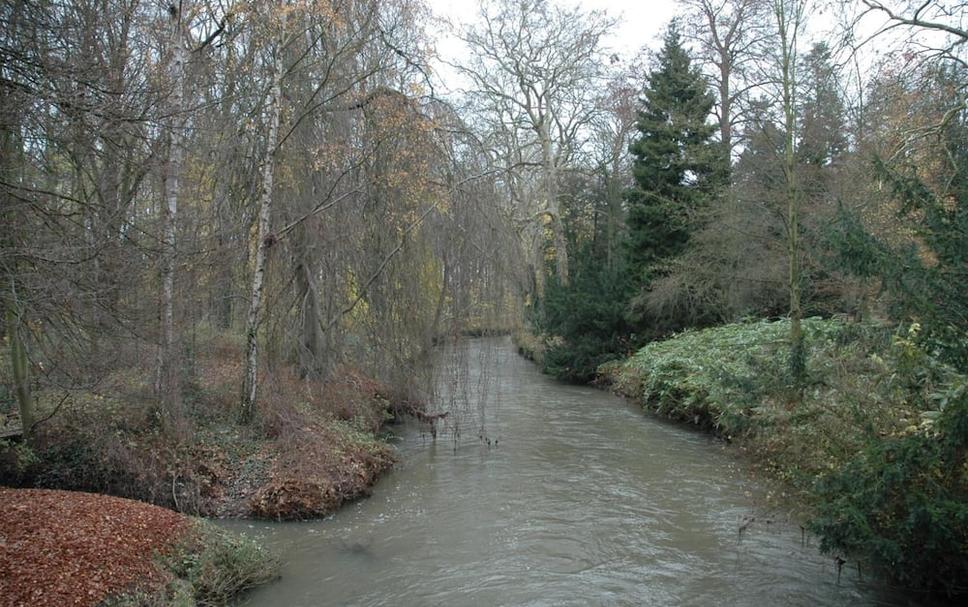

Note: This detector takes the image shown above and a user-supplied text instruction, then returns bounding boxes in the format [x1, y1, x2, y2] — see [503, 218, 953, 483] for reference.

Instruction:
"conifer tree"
[625, 24, 719, 329]
[798, 42, 847, 167]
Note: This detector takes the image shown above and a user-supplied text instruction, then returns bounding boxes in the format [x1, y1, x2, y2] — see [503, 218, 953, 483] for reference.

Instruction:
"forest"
[1, 0, 966, 604]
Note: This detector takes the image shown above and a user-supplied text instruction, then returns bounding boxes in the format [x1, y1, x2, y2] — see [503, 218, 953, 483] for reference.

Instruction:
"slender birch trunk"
[240, 20, 286, 423]
[157, 4, 185, 412]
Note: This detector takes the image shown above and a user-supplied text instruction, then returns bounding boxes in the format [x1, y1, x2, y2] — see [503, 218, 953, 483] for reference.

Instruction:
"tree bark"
[540, 120, 569, 286]
[293, 229, 322, 379]
[240, 21, 285, 424]
[5, 302, 33, 441]
[157, 4, 186, 413]
[1, 0, 32, 440]
[775, 0, 805, 384]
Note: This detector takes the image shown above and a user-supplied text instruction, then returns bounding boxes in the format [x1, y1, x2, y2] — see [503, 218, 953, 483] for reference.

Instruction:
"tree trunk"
[157, 5, 186, 413]
[5, 297, 34, 441]
[1, 2, 32, 441]
[531, 225, 546, 300]
[293, 231, 322, 379]
[540, 120, 569, 286]
[214, 205, 234, 329]
[776, 0, 805, 384]
[240, 26, 285, 424]
[719, 56, 733, 164]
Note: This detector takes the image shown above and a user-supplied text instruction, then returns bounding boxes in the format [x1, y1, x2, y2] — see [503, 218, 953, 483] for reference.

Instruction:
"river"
[224, 338, 921, 606]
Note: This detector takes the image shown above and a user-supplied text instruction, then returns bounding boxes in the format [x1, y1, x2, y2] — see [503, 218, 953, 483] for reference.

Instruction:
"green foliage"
[166, 521, 279, 606]
[809, 393, 968, 595]
[831, 67, 968, 371]
[608, 316, 968, 593]
[538, 247, 636, 383]
[608, 318, 846, 436]
[798, 42, 848, 167]
[108, 520, 279, 606]
[625, 23, 721, 311]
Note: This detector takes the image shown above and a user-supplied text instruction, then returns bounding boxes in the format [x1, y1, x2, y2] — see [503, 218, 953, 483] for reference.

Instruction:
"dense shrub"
[605, 318, 853, 436]
[809, 393, 968, 595]
[536, 248, 636, 383]
[605, 317, 968, 594]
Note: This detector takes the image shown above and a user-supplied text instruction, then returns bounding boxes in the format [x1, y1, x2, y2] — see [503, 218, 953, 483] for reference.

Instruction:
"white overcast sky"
[421, 0, 919, 97]
[425, 0, 681, 58]
[424, 0, 683, 94]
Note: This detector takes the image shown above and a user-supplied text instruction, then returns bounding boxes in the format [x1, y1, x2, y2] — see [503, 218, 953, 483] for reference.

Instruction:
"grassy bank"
[596, 318, 968, 595]
[512, 328, 547, 365]
[0, 488, 278, 606]
[0, 333, 407, 520]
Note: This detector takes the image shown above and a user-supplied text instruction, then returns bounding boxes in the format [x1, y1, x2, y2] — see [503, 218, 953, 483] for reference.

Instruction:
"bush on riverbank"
[0, 332, 402, 520]
[512, 328, 546, 366]
[809, 393, 968, 595]
[0, 488, 277, 607]
[602, 318, 884, 436]
[122, 518, 279, 606]
[600, 318, 968, 593]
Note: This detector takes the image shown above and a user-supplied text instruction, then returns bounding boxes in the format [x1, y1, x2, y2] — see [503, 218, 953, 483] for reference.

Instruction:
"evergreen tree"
[536, 177, 636, 383]
[798, 42, 847, 167]
[833, 66, 968, 369]
[625, 23, 719, 330]
[540, 245, 636, 383]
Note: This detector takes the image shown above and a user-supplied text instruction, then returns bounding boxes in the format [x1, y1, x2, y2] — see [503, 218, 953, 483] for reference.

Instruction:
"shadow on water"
[222, 337, 933, 607]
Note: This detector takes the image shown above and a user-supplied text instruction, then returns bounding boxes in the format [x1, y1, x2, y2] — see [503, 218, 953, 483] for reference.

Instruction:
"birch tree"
[240, 4, 287, 424]
[157, 1, 188, 413]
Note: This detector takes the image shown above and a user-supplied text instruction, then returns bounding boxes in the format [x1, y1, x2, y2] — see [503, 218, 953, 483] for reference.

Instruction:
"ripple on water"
[224, 338, 930, 607]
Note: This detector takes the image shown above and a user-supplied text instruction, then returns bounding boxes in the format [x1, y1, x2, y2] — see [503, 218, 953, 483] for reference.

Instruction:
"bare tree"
[240, 2, 287, 424]
[157, 1, 188, 413]
[681, 0, 769, 160]
[771, 0, 811, 381]
[587, 68, 639, 270]
[453, 0, 615, 289]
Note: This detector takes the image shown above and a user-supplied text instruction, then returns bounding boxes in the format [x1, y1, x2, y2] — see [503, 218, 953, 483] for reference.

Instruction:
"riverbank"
[0, 334, 411, 521]
[596, 319, 904, 490]
[518, 318, 968, 596]
[609, 319, 968, 596]
[0, 487, 278, 606]
[228, 336, 921, 606]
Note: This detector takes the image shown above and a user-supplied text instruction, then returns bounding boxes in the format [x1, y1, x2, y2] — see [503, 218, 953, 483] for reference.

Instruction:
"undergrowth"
[104, 519, 279, 607]
[601, 317, 968, 595]
[0, 331, 405, 520]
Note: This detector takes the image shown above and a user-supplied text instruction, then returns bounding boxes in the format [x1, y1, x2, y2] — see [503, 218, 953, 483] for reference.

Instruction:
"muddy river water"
[224, 338, 922, 606]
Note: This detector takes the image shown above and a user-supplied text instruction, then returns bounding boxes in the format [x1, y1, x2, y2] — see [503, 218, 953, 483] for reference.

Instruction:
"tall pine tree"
[626, 24, 719, 331]
[798, 42, 847, 168]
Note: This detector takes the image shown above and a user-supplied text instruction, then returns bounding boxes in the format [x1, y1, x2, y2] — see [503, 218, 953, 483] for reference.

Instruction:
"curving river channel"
[224, 338, 922, 606]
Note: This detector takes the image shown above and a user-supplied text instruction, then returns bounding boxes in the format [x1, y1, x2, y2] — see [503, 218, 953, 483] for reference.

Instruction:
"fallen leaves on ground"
[0, 487, 189, 607]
